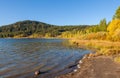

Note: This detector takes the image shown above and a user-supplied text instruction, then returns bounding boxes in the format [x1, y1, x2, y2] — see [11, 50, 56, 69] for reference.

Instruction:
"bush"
[79, 32, 107, 40]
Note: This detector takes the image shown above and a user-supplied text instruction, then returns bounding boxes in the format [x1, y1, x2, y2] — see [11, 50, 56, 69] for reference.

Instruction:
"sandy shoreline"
[57, 55, 120, 78]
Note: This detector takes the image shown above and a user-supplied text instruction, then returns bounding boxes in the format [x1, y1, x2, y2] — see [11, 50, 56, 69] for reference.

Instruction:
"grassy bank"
[69, 39, 120, 63]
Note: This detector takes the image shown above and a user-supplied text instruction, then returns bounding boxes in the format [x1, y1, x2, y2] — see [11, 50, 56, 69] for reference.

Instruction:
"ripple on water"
[0, 39, 90, 78]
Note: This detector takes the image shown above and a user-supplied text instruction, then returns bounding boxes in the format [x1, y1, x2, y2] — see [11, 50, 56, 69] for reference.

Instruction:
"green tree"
[99, 18, 107, 31]
[113, 6, 120, 20]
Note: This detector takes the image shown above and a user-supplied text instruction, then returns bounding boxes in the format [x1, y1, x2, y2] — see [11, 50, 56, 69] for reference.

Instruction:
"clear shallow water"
[0, 38, 90, 78]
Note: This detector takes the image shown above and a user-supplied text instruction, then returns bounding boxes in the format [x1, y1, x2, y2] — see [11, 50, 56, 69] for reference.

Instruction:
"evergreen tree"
[99, 18, 107, 31]
[113, 6, 120, 20]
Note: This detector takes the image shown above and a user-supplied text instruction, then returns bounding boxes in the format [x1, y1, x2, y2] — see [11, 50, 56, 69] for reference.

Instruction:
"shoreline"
[57, 54, 120, 78]
[57, 39, 120, 78]
[0, 37, 69, 40]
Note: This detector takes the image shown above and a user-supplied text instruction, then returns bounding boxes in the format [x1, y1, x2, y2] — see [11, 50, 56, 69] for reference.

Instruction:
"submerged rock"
[73, 69, 77, 72]
[34, 70, 40, 76]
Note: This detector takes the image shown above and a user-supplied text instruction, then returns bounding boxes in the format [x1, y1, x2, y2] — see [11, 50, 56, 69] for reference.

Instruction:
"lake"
[0, 38, 90, 78]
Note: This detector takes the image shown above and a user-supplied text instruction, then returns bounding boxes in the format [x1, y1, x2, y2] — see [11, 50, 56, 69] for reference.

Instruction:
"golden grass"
[70, 39, 120, 56]
[70, 39, 120, 63]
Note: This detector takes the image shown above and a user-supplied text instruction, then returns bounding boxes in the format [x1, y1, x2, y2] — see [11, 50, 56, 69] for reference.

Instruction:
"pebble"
[79, 60, 83, 64]
[77, 64, 80, 68]
[83, 56, 86, 59]
[73, 69, 77, 72]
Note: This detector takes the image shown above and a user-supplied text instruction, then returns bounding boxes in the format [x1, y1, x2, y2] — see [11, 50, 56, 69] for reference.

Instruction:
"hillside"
[0, 20, 88, 38]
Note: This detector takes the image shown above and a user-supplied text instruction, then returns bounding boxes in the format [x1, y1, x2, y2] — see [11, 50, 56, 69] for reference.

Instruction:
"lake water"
[0, 38, 90, 78]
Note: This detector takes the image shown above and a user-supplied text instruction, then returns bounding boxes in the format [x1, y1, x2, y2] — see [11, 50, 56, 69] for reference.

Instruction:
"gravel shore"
[57, 55, 120, 78]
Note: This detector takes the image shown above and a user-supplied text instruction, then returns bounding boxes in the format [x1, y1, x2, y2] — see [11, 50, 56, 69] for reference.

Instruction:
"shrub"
[79, 32, 107, 40]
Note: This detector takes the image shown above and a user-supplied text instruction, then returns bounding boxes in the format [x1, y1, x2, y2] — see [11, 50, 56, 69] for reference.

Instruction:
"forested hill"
[0, 20, 89, 38]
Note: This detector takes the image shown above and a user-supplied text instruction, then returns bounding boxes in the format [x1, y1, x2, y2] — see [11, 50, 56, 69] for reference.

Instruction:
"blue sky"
[0, 0, 120, 26]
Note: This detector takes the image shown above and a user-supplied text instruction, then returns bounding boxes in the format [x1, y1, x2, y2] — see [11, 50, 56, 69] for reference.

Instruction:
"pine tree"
[99, 18, 107, 31]
[113, 6, 120, 20]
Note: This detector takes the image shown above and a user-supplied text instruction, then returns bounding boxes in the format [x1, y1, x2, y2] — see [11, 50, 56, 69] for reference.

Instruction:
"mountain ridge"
[0, 20, 89, 38]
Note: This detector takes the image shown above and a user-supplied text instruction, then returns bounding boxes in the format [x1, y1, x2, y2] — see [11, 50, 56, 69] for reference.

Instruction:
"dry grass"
[70, 39, 120, 63]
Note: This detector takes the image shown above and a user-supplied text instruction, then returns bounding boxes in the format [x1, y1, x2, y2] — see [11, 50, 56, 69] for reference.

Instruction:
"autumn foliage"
[107, 20, 120, 41]
[107, 20, 120, 35]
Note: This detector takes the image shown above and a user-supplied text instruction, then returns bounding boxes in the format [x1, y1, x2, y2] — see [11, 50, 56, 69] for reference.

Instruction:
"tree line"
[0, 20, 88, 38]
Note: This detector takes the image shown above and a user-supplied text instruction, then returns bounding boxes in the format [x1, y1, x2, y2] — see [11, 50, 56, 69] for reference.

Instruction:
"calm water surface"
[0, 38, 90, 78]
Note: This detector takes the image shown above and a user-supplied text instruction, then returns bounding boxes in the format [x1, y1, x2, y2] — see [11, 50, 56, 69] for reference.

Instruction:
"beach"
[58, 55, 120, 78]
